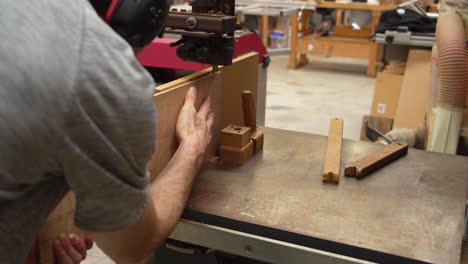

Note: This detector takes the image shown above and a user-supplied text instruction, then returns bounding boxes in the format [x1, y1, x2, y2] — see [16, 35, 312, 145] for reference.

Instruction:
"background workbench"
[289, 2, 396, 76]
[176, 127, 468, 264]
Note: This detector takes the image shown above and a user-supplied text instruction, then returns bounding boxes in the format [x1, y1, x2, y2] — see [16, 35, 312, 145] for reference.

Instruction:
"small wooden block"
[251, 130, 264, 154]
[323, 118, 344, 184]
[220, 125, 252, 149]
[220, 140, 254, 165]
[345, 142, 409, 178]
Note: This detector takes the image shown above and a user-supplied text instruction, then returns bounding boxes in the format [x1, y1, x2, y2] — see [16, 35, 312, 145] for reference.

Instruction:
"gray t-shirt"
[0, 0, 156, 261]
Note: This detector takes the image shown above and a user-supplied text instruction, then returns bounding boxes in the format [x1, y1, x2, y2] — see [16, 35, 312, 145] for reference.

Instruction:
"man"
[0, 0, 214, 263]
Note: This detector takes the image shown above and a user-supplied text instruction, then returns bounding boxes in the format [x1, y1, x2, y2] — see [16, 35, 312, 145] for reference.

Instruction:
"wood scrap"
[345, 142, 409, 178]
[323, 118, 344, 183]
[242, 90, 264, 154]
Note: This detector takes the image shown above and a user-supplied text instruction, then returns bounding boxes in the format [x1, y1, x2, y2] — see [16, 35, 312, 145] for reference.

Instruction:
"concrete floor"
[83, 55, 375, 263]
[265, 55, 375, 141]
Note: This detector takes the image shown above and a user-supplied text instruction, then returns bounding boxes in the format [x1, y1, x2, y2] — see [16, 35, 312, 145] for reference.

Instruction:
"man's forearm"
[92, 144, 204, 263]
[149, 142, 204, 239]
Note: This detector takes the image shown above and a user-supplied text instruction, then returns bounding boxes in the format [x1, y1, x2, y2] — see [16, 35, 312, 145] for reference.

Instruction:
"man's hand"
[54, 234, 93, 264]
[176, 87, 215, 168]
[87, 88, 215, 264]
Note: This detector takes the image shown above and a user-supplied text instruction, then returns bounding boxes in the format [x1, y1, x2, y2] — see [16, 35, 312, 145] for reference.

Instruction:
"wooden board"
[370, 72, 404, 119]
[316, 2, 396, 11]
[393, 49, 431, 129]
[333, 25, 372, 39]
[323, 118, 343, 183]
[149, 72, 222, 178]
[220, 53, 259, 128]
[345, 142, 409, 178]
[149, 52, 259, 178]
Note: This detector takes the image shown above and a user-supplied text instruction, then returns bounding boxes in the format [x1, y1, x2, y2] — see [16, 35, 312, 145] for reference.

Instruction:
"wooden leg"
[368, 42, 379, 76]
[288, 10, 299, 69]
[336, 9, 343, 26]
[236, 12, 241, 24]
[368, 11, 381, 76]
[262, 15, 269, 48]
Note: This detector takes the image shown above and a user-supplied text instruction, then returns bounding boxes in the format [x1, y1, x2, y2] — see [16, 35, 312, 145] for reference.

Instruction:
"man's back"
[0, 0, 156, 261]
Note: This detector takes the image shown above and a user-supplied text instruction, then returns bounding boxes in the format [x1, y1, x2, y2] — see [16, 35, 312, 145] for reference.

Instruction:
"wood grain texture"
[333, 26, 372, 39]
[323, 118, 344, 183]
[220, 140, 254, 165]
[220, 125, 252, 149]
[288, 10, 299, 69]
[262, 16, 269, 47]
[393, 49, 431, 129]
[345, 141, 408, 178]
[367, 11, 382, 76]
[220, 53, 259, 128]
[149, 53, 259, 179]
[242, 90, 257, 131]
[149, 72, 222, 179]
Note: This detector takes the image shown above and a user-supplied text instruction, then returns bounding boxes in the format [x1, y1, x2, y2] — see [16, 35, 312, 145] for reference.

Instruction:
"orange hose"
[436, 11, 468, 110]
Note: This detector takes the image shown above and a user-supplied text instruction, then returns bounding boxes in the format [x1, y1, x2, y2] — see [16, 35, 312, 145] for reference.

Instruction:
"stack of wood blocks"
[220, 90, 264, 165]
[220, 125, 254, 165]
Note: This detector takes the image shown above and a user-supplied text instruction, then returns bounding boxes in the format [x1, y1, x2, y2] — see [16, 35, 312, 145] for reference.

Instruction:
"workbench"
[166, 127, 468, 264]
[289, 2, 396, 76]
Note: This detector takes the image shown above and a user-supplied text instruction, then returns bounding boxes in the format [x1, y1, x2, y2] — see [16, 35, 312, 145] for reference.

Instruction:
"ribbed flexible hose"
[429, 44, 439, 112]
[436, 11, 468, 110]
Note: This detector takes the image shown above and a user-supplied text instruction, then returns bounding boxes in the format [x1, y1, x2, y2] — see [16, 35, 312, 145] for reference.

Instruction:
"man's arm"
[89, 87, 214, 263]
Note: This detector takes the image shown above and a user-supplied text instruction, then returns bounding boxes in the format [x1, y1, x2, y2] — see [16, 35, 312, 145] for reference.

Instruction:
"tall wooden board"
[219, 53, 259, 127]
[393, 49, 431, 129]
[149, 72, 222, 179]
[149, 53, 259, 179]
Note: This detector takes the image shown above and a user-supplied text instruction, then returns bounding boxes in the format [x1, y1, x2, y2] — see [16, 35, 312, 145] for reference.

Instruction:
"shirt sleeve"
[59, 3, 157, 232]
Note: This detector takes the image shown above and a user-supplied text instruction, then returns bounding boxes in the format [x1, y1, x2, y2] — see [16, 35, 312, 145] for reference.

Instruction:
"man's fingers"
[69, 234, 87, 260]
[206, 112, 215, 130]
[198, 96, 211, 118]
[54, 240, 73, 264]
[84, 235, 94, 250]
[59, 235, 82, 263]
[184, 87, 197, 106]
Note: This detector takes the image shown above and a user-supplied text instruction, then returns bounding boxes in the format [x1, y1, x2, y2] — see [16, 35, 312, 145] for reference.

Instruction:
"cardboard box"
[393, 49, 431, 129]
[370, 72, 404, 119]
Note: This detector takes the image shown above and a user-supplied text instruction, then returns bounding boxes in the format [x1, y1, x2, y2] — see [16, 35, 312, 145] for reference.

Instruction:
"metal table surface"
[180, 127, 468, 264]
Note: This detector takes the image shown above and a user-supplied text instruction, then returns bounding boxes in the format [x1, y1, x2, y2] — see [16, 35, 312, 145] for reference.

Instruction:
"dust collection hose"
[436, 10, 468, 110]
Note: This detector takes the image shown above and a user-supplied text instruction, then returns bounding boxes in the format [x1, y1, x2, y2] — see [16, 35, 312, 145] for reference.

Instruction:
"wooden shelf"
[316, 2, 396, 11]
[299, 35, 370, 59]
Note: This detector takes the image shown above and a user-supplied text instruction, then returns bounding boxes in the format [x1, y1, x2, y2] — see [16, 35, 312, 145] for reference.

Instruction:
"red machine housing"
[137, 31, 268, 71]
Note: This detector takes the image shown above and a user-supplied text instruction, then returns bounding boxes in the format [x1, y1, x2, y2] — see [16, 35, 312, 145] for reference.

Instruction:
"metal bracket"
[169, 220, 373, 264]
